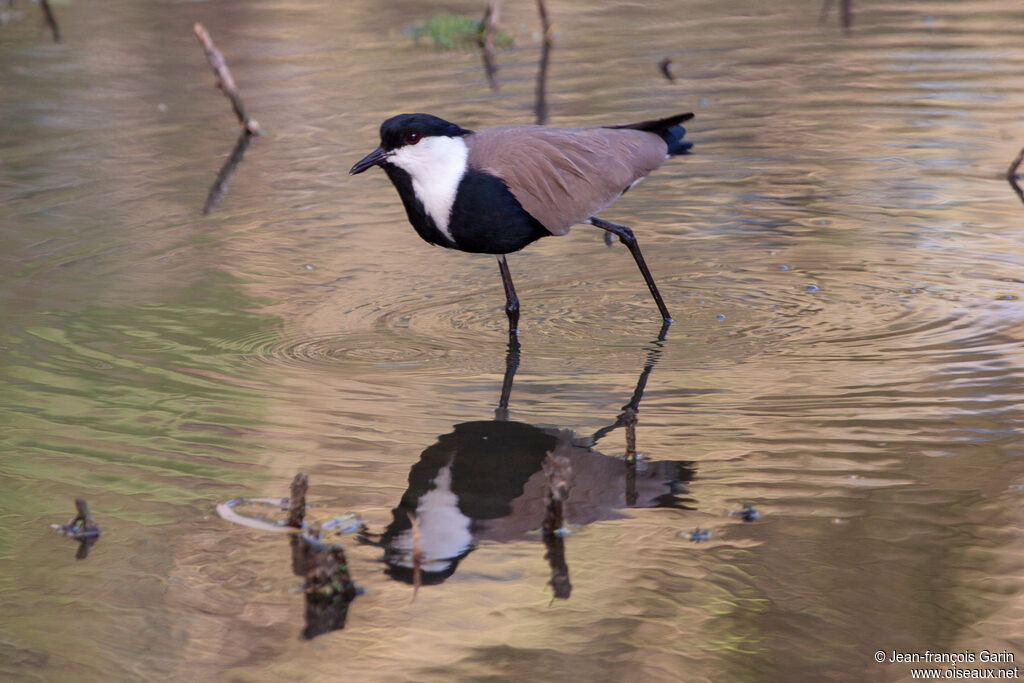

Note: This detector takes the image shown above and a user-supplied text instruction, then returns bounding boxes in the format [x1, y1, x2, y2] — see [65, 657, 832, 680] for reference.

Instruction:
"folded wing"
[466, 124, 670, 235]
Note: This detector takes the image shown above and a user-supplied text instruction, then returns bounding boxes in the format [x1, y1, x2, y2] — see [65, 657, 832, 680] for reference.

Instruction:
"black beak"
[349, 146, 388, 175]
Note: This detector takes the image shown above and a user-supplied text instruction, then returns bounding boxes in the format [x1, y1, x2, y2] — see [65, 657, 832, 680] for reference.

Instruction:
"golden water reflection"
[3, 0, 1024, 680]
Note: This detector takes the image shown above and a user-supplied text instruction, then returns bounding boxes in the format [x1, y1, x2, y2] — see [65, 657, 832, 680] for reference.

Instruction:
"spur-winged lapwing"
[349, 112, 693, 334]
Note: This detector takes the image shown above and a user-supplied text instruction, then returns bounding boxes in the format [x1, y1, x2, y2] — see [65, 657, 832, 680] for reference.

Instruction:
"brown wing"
[465, 125, 668, 235]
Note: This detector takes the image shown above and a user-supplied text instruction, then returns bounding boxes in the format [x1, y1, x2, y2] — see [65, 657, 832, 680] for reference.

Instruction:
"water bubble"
[806, 284, 819, 293]
[779, 265, 789, 271]
[716, 313, 726, 321]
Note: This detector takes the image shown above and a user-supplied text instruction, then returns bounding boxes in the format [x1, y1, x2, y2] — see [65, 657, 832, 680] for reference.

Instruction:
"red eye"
[404, 131, 421, 145]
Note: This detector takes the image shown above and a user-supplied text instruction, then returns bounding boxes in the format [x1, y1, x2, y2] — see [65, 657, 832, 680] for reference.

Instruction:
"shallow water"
[3, 0, 1024, 680]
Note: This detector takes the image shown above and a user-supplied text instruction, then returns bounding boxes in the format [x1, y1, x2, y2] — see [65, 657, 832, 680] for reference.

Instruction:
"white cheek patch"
[389, 136, 469, 242]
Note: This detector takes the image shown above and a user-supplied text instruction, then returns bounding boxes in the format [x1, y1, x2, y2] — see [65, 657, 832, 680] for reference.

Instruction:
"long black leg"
[589, 216, 672, 323]
[497, 254, 520, 335]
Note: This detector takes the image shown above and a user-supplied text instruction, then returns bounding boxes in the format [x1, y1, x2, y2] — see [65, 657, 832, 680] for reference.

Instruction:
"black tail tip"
[662, 125, 692, 156]
[671, 139, 694, 155]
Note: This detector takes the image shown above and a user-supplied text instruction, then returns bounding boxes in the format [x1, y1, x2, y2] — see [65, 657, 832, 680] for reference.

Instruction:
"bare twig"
[479, 1, 501, 91]
[193, 22, 260, 135]
[534, 0, 552, 125]
[1008, 148, 1024, 205]
[39, 0, 59, 42]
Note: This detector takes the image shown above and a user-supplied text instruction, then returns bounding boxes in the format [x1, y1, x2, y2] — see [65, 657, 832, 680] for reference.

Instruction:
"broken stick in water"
[291, 534, 357, 599]
[286, 472, 309, 529]
[51, 498, 100, 539]
[193, 22, 260, 135]
[291, 533, 357, 639]
[51, 498, 101, 559]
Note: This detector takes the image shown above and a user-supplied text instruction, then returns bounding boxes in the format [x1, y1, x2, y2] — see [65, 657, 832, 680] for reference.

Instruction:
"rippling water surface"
[3, 0, 1024, 680]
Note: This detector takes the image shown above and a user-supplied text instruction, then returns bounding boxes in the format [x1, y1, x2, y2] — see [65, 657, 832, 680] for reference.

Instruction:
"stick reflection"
[202, 131, 255, 215]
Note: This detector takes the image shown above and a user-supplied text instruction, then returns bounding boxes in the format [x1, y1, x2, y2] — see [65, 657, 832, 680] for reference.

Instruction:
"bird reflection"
[361, 326, 694, 598]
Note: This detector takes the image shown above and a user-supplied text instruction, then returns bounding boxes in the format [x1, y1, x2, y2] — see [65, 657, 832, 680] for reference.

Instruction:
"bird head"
[349, 113, 473, 176]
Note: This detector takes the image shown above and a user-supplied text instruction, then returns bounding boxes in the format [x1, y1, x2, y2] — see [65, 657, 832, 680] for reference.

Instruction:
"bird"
[349, 111, 694, 335]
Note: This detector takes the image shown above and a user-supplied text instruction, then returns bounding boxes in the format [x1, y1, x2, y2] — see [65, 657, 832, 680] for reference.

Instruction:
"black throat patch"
[382, 164, 457, 249]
